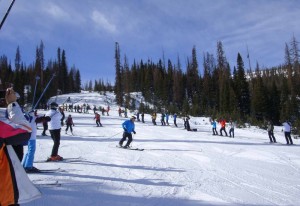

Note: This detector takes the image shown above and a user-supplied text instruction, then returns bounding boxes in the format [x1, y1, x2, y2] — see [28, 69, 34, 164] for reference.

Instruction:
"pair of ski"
[116, 145, 144, 151]
[27, 168, 64, 174]
[33, 180, 61, 187]
[35, 157, 83, 163]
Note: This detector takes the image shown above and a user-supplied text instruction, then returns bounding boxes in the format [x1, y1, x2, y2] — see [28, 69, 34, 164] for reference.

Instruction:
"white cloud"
[44, 2, 70, 20]
[91, 10, 117, 34]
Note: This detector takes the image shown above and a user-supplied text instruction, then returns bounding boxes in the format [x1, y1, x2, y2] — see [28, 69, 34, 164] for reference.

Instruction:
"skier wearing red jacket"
[219, 119, 228, 136]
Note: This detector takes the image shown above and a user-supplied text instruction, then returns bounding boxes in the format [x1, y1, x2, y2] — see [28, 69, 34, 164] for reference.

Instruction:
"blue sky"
[0, 0, 299, 84]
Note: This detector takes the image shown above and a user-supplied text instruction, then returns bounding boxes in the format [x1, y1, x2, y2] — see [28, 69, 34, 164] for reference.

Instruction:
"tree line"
[115, 37, 300, 129]
[0, 41, 81, 108]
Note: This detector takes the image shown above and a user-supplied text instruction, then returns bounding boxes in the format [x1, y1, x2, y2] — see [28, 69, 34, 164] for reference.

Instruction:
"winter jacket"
[46, 109, 63, 130]
[6, 102, 31, 132]
[66, 116, 74, 125]
[173, 114, 177, 120]
[283, 122, 291, 132]
[220, 120, 226, 128]
[28, 114, 37, 140]
[0, 107, 41, 205]
[229, 122, 235, 129]
[267, 123, 274, 132]
[122, 120, 135, 133]
[211, 121, 217, 128]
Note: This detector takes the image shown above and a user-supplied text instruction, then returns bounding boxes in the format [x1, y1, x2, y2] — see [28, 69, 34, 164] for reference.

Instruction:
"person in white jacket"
[45, 102, 63, 161]
[6, 89, 31, 162]
[282, 120, 293, 145]
[1, 87, 41, 205]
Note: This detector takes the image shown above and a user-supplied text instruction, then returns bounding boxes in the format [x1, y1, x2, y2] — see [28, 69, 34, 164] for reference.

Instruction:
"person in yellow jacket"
[152, 112, 157, 125]
[0, 88, 41, 206]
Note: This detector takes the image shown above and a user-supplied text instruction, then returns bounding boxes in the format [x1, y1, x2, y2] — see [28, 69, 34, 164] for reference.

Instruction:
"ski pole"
[0, 0, 15, 31]
[109, 131, 123, 139]
[31, 76, 40, 110]
[32, 74, 55, 111]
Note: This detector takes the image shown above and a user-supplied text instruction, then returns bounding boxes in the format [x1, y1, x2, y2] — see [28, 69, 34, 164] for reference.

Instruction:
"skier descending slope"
[119, 116, 136, 148]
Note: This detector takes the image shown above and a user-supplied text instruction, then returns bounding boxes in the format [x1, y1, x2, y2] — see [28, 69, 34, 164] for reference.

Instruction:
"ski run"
[22, 91, 300, 206]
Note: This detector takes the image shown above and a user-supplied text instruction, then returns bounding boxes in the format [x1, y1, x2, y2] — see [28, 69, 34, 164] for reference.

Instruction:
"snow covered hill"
[24, 91, 300, 206]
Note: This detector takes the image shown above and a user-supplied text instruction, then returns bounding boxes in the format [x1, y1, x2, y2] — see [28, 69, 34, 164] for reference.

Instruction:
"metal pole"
[32, 74, 55, 111]
[0, 0, 16, 31]
[32, 76, 40, 110]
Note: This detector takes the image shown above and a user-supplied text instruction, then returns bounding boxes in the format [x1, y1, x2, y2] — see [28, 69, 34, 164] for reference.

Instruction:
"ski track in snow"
[22, 92, 300, 206]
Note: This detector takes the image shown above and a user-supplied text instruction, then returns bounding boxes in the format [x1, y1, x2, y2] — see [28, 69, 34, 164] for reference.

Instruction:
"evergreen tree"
[216, 41, 230, 114]
[234, 53, 250, 118]
[114, 42, 123, 106]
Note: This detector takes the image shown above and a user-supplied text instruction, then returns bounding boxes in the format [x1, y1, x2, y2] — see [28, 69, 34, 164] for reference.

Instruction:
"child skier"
[94, 112, 102, 127]
[65, 114, 74, 135]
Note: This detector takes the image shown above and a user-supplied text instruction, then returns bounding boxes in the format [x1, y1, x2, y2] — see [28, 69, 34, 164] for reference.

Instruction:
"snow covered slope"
[23, 92, 300, 206]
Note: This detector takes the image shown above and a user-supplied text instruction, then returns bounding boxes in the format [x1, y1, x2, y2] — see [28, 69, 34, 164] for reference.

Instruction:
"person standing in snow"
[267, 120, 276, 143]
[41, 115, 49, 136]
[119, 116, 136, 148]
[282, 120, 293, 145]
[106, 105, 110, 116]
[124, 107, 128, 118]
[1, 88, 41, 205]
[94, 112, 102, 127]
[65, 114, 74, 135]
[141, 112, 145, 123]
[45, 102, 63, 161]
[228, 120, 235, 138]
[166, 112, 170, 126]
[5, 88, 31, 162]
[152, 112, 157, 125]
[161, 113, 166, 126]
[211, 119, 218, 135]
[59, 107, 65, 126]
[186, 116, 191, 131]
[173, 113, 178, 127]
[23, 108, 45, 173]
[219, 119, 228, 136]
[118, 107, 122, 117]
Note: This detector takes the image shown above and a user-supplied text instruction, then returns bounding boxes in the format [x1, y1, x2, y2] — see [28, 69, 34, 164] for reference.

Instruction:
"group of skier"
[210, 118, 235, 137]
[210, 118, 294, 145]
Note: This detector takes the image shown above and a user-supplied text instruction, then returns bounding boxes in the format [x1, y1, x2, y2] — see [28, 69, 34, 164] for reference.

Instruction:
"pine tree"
[114, 42, 123, 106]
[234, 53, 250, 118]
[216, 41, 230, 114]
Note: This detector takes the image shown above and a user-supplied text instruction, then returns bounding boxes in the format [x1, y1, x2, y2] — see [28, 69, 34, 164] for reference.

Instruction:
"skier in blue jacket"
[119, 116, 136, 148]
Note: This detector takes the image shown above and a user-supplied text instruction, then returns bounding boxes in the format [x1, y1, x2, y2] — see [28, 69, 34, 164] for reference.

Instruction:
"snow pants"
[96, 120, 102, 127]
[220, 127, 228, 136]
[268, 131, 276, 142]
[66, 124, 73, 133]
[212, 128, 218, 135]
[49, 129, 61, 156]
[23, 139, 36, 169]
[284, 132, 293, 144]
[229, 128, 234, 138]
[119, 132, 133, 147]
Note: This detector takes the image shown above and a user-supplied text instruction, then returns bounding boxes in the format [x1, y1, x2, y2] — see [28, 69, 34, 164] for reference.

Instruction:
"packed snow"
[23, 92, 300, 206]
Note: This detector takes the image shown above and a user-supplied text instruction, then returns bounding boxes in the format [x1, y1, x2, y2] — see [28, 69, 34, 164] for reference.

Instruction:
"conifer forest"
[1, 37, 300, 133]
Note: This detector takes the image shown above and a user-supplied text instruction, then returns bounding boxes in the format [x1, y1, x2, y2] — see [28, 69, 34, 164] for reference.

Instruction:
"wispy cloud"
[44, 3, 69, 20]
[91, 10, 117, 34]
[0, 0, 299, 82]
